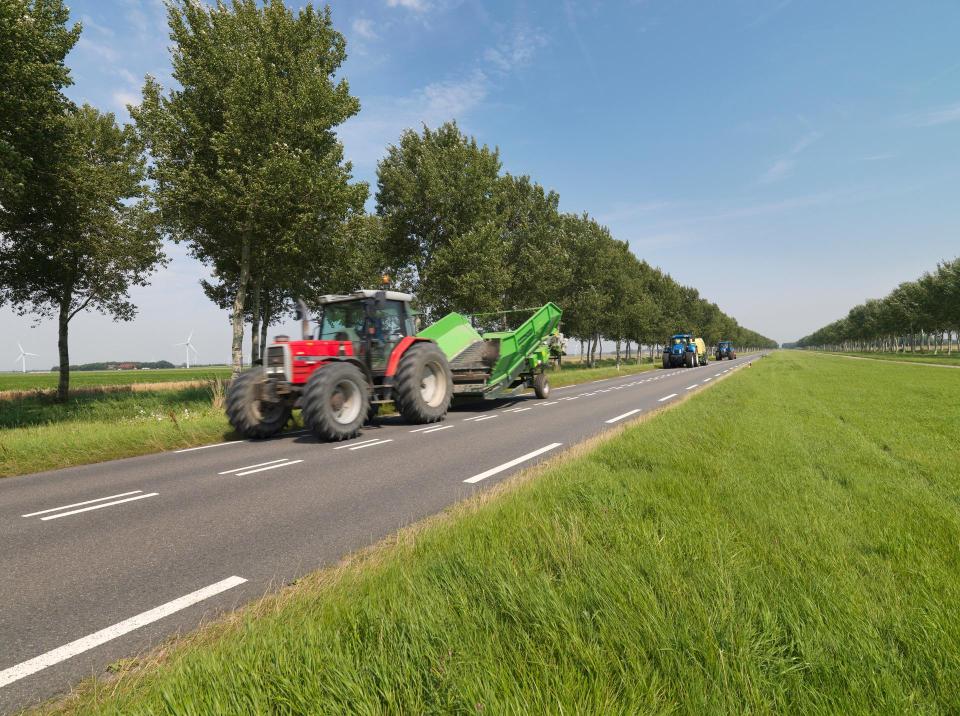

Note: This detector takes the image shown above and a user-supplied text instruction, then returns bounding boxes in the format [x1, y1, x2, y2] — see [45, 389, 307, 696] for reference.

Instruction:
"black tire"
[301, 362, 370, 441]
[394, 342, 453, 424]
[662, 352, 670, 369]
[533, 372, 550, 399]
[684, 351, 693, 368]
[225, 371, 292, 439]
[731, 352, 737, 360]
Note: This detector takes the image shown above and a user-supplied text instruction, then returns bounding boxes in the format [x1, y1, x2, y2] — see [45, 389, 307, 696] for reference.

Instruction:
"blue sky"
[4, 0, 960, 364]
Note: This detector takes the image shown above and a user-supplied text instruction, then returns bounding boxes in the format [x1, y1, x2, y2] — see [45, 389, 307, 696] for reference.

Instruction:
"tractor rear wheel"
[394, 342, 453, 424]
[301, 362, 370, 441]
[684, 351, 693, 368]
[662, 352, 669, 369]
[225, 371, 292, 439]
[533, 372, 550, 399]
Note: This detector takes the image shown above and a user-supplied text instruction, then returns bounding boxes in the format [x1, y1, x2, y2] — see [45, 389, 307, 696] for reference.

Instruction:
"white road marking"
[22, 491, 144, 518]
[174, 441, 242, 454]
[471, 415, 497, 422]
[235, 460, 303, 476]
[409, 425, 442, 432]
[559, 396, 578, 401]
[605, 409, 641, 424]
[219, 458, 289, 474]
[40, 493, 159, 521]
[0, 576, 247, 689]
[540, 401, 559, 406]
[421, 425, 453, 434]
[334, 438, 381, 449]
[463, 443, 563, 484]
[714, 372, 722, 377]
[462, 415, 486, 421]
[509, 407, 532, 413]
[702, 377, 712, 383]
[349, 439, 393, 450]
[658, 393, 678, 402]
[685, 384, 698, 390]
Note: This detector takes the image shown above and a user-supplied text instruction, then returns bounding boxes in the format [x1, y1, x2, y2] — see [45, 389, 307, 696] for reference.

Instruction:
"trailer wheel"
[533, 372, 550, 399]
[301, 362, 369, 441]
[225, 371, 292, 439]
[394, 342, 453, 424]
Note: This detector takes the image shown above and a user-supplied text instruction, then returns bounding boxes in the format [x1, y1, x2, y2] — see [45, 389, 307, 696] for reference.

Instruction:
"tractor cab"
[715, 340, 736, 361]
[668, 333, 694, 356]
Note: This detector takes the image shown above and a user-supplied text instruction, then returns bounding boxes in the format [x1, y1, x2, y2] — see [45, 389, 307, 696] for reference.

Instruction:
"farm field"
[51, 350, 960, 714]
[820, 351, 960, 367]
[0, 360, 656, 479]
[0, 367, 232, 393]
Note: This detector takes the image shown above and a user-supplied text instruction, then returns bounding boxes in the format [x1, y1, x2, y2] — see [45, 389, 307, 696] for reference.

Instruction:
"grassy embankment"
[820, 350, 960, 367]
[0, 360, 655, 478]
[45, 351, 960, 713]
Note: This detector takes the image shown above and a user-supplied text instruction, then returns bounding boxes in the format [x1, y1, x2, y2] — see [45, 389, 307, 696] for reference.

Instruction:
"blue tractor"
[662, 333, 707, 368]
[715, 340, 737, 361]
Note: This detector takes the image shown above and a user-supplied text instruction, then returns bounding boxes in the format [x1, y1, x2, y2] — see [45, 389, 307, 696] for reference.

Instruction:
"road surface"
[0, 355, 762, 713]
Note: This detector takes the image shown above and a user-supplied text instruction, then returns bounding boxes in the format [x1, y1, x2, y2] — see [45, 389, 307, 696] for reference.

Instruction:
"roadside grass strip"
[49, 350, 960, 714]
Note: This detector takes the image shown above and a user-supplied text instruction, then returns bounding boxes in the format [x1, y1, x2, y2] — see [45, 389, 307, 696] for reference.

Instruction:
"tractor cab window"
[318, 301, 366, 343]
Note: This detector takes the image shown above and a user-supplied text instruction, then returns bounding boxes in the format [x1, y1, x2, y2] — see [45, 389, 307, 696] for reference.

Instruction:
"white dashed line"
[333, 438, 381, 449]
[0, 576, 247, 689]
[235, 460, 303, 476]
[658, 393, 678, 402]
[219, 458, 289, 473]
[38, 493, 159, 521]
[605, 409, 641, 424]
[685, 384, 698, 390]
[349, 439, 393, 450]
[463, 443, 563, 484]
[22, 491, 144, 518]
[420, 425, 452, 434]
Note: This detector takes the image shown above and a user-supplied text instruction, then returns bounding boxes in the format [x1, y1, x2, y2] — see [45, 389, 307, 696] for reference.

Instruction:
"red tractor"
[226, 290, 453, 441]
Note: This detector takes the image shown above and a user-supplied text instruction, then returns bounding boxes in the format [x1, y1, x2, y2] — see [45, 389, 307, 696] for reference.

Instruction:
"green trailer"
[418, 302, 562, 399]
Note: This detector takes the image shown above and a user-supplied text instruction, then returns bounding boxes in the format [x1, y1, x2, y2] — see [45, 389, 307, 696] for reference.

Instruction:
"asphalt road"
[0, 354, 763, 713]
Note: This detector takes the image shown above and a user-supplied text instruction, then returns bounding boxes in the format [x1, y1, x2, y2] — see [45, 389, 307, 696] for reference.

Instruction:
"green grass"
[49, 351, 960, 714]
[0, 367, 231, 392]
[821, 350, 960, 366]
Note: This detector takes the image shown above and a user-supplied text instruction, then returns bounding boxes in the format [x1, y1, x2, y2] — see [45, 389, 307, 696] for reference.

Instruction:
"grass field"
[0, 361, 656, 479]
[46, 351, 960, 714]
[821, 350, 960, 366]
[0, 367, 232, 392]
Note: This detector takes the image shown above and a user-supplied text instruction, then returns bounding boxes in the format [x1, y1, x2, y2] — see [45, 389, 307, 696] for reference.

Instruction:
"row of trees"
[791, 258, 960, 352]
[1, 0, 774, 402]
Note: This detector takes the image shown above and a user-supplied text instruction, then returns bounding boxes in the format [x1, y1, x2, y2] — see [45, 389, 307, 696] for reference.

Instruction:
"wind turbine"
[15, 342, 38, 373]
[175, 331, 199, 369]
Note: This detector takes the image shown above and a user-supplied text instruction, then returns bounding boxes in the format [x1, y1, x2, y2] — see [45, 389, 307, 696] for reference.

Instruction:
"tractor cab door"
[363, 299, 409, 373]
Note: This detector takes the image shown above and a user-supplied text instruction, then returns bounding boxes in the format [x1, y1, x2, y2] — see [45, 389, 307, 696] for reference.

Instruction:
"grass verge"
[0, 367, 232, 392]
[43, 351, 960, 713]
[819, 350, 960, 367]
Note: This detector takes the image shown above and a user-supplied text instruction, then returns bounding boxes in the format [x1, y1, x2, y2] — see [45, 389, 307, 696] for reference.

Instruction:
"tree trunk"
[250, 276, 261, 366]
[260, 296, 270, 358]
[57, 300, 71, 403]
[231, 233, 252, 376]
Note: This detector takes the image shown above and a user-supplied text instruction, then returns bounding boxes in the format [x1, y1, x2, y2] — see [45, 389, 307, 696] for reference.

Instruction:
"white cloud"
[112, 90, 141, 112]
[338, 71, 489, 170]
[759, 130, 821, 184]
[483, 27, 548, 73]
[907, 102, 960, 127]
[352, 18, 377, 40]
[76, 36, 119, 63]
[386, 0, 428, 11]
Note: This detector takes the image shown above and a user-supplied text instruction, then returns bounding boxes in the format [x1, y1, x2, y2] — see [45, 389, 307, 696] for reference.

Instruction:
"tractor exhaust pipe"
[294, 298, 311, 339]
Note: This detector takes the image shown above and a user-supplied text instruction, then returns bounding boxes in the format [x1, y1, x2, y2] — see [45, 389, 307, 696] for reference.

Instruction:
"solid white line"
[685, 384, 698, 391]
[658, 393, 678, 402]
[0, 576, 247, 689]
[605, 409, 641, 424]
[463, 443, 563, 484]
[333, 438, 380, 449]
[40, 493, 159, 521]
[174, 441, 243, 454]
[349, 439, 393, 450]
[421, 425, 452, 434]
[218, 458, 288, 474]
[235, 460, 303, 476]
[471, 415, 497, 422]
[22, 491, 143, 518]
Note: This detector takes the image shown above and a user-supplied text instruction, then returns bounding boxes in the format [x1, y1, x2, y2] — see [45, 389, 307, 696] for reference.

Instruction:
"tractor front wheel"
[662, 352, 670, 369]
[394, 343, 453, 424]
[533, 372, 550, 399]
[225, 371, 292, 439]
[302, 362, 370, 441]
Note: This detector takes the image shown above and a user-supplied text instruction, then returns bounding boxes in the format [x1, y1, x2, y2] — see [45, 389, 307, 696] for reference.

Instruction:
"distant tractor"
[715, 340, 737, 361]
[662, 333, 709, 368]
[226, 290, 562, 441]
